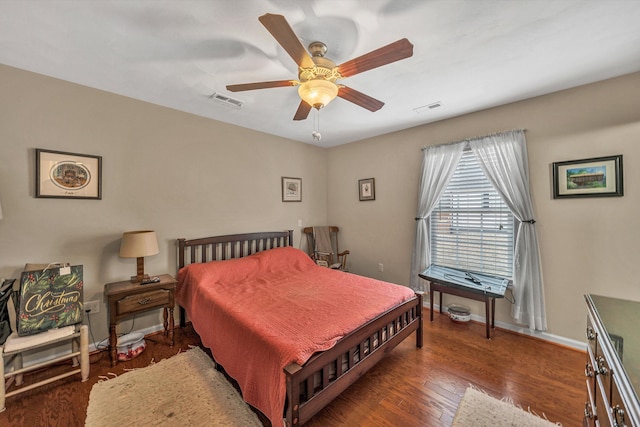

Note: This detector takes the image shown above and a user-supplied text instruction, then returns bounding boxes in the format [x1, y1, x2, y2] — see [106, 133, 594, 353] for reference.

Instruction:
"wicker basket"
[448, 304, 471, 323]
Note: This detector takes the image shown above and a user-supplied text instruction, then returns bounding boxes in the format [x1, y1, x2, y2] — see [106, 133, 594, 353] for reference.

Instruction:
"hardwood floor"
[0, 312, 585, 426]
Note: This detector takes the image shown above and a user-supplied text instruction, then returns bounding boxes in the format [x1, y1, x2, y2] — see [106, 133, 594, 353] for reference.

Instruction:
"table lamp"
[119, 230, 159, 282]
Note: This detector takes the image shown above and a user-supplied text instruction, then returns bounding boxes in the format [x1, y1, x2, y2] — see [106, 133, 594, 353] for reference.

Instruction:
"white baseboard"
[115, 307, 587, 355]
[96, 302, 586, 355]
[10, 310, 584, 374]
[1, 323, 171, 374]
[88, 323, 166, 353]
[428, 302, 586, 352]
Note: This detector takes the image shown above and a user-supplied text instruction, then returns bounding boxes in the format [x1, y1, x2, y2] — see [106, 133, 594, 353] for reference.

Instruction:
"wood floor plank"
[0, 311, 585, 426]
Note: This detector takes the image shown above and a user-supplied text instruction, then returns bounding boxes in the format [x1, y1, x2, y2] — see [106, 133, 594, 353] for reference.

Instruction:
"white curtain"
[469, 130, 546, 331]
[409, 142, 465, 291]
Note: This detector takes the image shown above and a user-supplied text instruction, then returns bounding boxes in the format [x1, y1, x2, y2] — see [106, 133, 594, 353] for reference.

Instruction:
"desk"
[419, 265, 509, 339]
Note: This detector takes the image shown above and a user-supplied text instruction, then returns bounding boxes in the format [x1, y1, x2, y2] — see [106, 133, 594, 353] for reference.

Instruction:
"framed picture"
[36, 149, 102, 199]
[552, 155, 623, 199]
[359, 178, 375, 201]
[281, 177, 302, 202]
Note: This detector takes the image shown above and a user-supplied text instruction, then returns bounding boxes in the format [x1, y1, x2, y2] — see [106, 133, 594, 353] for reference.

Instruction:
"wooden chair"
[302, 226, 350, 271]
[0, 264, 89, 412]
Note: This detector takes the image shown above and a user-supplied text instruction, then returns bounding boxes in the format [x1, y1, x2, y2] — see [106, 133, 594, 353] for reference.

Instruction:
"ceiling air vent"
[209, 92, 243, 109]
[413, 102, 442, 114]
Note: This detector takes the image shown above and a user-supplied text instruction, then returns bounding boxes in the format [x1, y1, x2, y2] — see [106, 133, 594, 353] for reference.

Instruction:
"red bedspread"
[176, 246, 415, 427]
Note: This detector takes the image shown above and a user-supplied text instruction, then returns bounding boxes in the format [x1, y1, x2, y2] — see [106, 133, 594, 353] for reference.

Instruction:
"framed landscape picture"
[36, 149, 102, 199]
[552, 155, 623, 199]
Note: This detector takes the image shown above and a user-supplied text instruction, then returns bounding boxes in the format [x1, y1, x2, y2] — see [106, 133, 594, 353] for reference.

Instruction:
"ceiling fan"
[226, 13, 414, 121]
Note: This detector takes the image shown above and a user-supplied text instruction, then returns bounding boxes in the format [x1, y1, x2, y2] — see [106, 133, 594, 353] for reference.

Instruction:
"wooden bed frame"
[177, 230, 423, 427]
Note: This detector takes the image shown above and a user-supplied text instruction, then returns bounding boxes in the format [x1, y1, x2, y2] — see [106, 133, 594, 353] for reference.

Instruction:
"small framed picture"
[552, 155, 623, 199]
[359, 178, 375, 201]
[36, 149, 102, 199]
[281, 177, 302, 202]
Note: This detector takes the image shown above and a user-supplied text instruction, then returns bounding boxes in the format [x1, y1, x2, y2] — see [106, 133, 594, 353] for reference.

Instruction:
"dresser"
[585, 295, 640, 426]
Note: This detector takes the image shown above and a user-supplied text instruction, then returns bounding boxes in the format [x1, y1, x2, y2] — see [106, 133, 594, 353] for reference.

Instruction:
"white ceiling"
[2, 0, 640, 147]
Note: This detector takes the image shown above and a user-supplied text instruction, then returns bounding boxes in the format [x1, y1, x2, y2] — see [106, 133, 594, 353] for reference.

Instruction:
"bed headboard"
[177, 230, 294, 269]
[176, 230, 293, 327]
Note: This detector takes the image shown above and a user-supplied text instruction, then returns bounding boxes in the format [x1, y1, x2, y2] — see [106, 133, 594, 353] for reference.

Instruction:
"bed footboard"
[284, 292, 423, 426]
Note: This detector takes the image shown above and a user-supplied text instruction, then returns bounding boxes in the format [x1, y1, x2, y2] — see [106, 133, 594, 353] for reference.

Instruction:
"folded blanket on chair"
[312, 226, 333, 255]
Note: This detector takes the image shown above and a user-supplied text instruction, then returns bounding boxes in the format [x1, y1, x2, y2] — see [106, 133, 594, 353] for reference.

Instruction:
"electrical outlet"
[378, 263, 384, 272]
[84, 300, 100, 314]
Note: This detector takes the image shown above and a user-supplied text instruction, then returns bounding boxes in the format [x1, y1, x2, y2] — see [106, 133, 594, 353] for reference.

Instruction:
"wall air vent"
[413, 102, 443, 114]
[209, 92, 243, 109]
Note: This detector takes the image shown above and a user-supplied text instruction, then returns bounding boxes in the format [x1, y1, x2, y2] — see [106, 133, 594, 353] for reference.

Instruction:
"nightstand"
[104, 274, 177, 366]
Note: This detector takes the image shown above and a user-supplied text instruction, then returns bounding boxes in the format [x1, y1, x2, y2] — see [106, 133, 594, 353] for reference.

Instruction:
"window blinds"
[430, 149, 514, 278]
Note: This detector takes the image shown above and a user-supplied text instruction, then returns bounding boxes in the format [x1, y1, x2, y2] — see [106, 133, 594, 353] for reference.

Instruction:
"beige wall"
[328, 71, 640, 343]
[0, 64, 328, 343]
[2, 63, 639, 347]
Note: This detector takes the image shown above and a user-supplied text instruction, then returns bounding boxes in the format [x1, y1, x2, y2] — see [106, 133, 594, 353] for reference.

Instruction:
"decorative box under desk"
[104, 274, 177, 366]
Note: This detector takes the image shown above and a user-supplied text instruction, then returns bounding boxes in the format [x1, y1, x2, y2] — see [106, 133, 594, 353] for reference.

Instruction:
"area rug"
[85, 347, 261, 426]
[452, 386, 560, 427]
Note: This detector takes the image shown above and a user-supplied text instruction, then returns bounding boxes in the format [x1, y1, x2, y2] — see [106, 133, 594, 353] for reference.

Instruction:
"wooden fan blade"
[259, 14, 315, 69]
[337, 86, 385, 112]
[293, 100, 312, 121]
[226, 80, 296, 92]
[337, 38, 413, 78]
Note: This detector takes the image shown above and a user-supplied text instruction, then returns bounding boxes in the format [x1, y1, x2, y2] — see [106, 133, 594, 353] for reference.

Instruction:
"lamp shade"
[119, 230, 159, 258]
[297, 80, 338, 110]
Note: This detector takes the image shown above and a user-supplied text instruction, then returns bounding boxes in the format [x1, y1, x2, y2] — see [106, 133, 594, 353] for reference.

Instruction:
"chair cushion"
[3, 325, 76, 353]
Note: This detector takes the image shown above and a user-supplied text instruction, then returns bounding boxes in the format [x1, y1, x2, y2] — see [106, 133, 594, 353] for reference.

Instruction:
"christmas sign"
[18, 264, 83, 336]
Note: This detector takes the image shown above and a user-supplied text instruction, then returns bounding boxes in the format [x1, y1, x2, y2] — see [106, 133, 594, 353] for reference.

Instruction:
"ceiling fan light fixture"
[227, 14, 414, 122]
[298, 80, 338, 110]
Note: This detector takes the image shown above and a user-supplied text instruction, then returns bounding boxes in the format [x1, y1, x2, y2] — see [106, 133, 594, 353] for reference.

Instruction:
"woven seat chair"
[302, 226, 349, 271]
[0, 264, 89, 412]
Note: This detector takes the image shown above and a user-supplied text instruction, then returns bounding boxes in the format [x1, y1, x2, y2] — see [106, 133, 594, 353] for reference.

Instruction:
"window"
[430, 149, 514, 278]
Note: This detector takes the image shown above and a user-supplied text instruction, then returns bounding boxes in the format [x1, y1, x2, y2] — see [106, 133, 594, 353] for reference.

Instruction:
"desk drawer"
[596, 375, 613, 426]
[116, 289, 170, 315]
[587, 314, 598, 357]
[611, 376, 632, 427]
[595, 339, 612, 402]
[586, 349, 597, 421]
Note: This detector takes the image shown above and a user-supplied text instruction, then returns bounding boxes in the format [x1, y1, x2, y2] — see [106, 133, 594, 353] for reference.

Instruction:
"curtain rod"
[420, 128, 527, 151]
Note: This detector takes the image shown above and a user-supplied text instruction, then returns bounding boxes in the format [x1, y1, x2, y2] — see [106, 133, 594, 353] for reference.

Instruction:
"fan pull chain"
[312, 108, 322, 141]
